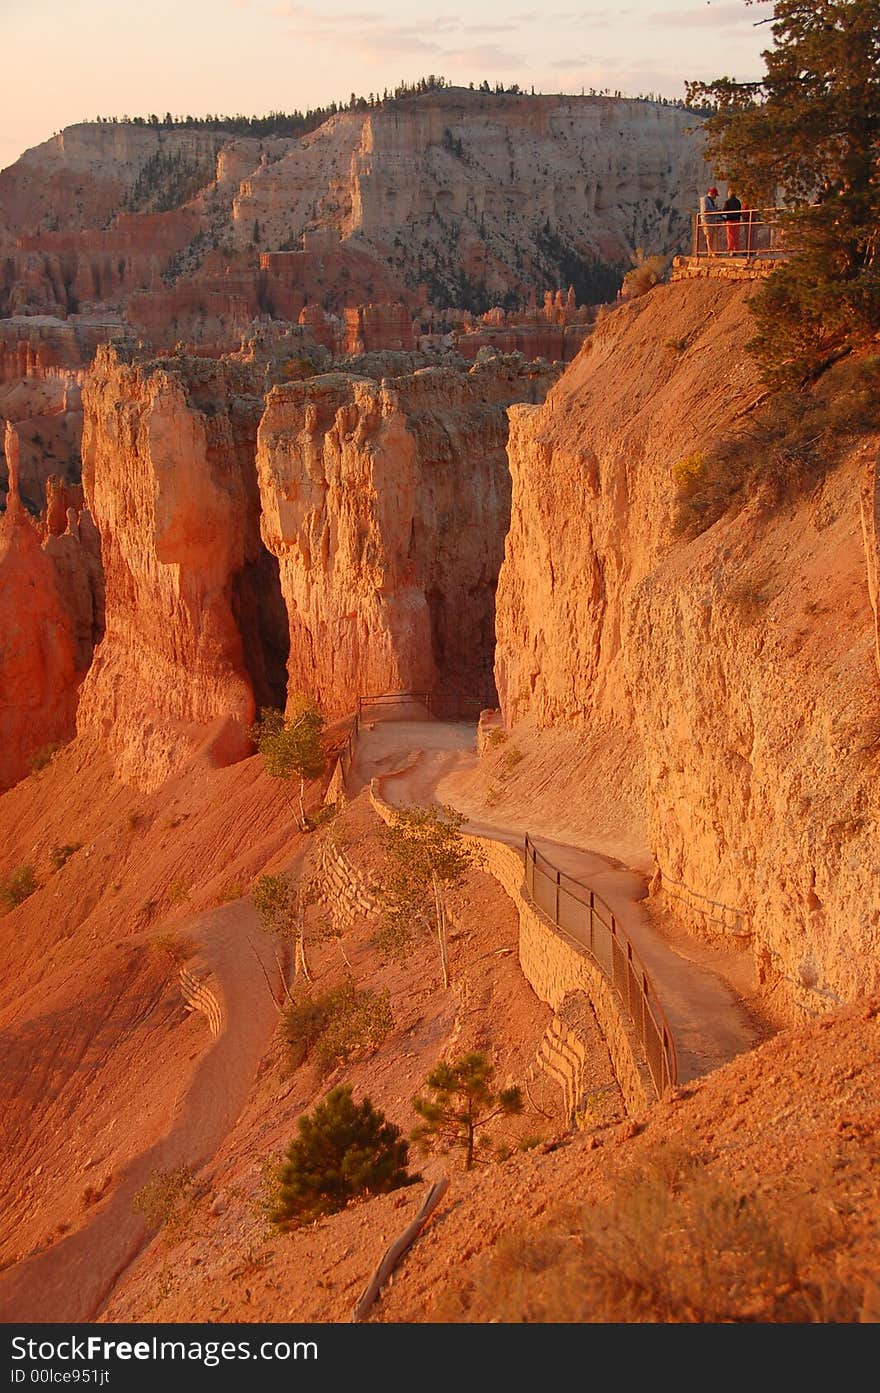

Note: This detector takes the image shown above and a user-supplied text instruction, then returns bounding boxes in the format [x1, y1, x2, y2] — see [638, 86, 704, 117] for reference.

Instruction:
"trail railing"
[336, 690, 433, 782]
[524, 834, 677, 1098]
[691, 206, 793, 259]
[335, 688, 679, 1099]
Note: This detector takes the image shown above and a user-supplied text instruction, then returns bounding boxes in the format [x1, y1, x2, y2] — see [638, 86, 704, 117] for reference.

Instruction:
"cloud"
[289, 24, 446, 59]
[274, 6, 522, 64]
[652, 4, 764, 27]
[440, 42, 525, 68]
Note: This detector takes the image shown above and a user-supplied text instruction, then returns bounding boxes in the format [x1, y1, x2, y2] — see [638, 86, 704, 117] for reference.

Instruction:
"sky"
[0, 0, 775, 172]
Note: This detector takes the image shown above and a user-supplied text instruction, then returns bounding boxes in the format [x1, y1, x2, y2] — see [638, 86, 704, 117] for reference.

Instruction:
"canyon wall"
[3, 93, 709, 330]
[256, 354, 558, 718]
[232, 91, 709, 303]
[0, 429, 100, 790]
[78, 348, 288, 789]
[495, 277, 880, 1018]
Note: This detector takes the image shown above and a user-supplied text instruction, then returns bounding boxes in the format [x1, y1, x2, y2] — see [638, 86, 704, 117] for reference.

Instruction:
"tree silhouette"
[686, 0, 880, 386]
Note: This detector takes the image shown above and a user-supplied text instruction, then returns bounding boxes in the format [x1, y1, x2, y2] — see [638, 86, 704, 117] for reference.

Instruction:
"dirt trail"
[350, 713, 766, 1082]
[0, 898, 282, 1323]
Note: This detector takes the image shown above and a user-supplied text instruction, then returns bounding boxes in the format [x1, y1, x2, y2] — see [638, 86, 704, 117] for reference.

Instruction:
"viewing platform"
[671, 206, 793, 282]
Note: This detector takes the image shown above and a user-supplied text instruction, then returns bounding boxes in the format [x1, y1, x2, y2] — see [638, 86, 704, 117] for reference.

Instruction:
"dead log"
[351, 1176, 449, 1322]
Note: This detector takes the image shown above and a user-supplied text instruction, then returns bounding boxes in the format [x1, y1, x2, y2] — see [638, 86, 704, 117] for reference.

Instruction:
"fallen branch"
[525, 1075, 554, 1120]
[247, 937, 283, 1009]
[351, 1176, 449, 1322]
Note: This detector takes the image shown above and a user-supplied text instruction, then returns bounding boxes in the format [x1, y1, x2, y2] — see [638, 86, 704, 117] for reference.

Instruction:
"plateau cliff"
[495, 276, 880, 1020]
[1, 91, 709, 326]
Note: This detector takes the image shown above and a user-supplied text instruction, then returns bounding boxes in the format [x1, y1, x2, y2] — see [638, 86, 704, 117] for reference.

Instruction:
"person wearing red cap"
[699, 185, 720, 255]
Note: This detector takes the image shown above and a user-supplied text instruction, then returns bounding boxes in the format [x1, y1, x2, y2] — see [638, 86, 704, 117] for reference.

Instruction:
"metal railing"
[357, 690, 432, 719]
[524, 833, 677, 1098]
[691, 206, 792, 259]
[336, 690, 432, 782]
[334, 688, 679, 1099]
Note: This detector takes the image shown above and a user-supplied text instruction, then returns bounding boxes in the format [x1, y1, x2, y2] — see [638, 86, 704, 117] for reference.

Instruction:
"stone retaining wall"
[315, 839, 379, 929]
[669, 254, 775, 283]
[178, 967, 223, 1038]
[369, 773, 651, 1117]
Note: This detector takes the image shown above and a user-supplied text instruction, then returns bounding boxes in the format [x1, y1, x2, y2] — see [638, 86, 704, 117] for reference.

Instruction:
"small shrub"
[149, 932, 195, 965]
[215, 880, 243, 904]
[252, 872, 294, 938]
[621, 250, 669, 300]
[0, 864, 38, 912]
[30, 743, 61, 773]
[270, 1085, 416, 1229]
[315, 983, 394, 1075]
[498, 744, 524, 776]
[126, 810, 143, 832]
[518, 1134, 544, 1152]
[283, 994, 331, 1071]
[484, 728, 508, 750]
[132, 1166, 196, 1238]
[725, 578, 771, 622]
[49, 843, 81, 872]
[166, 879, 190, 905]
[283, 979, 393, 1075]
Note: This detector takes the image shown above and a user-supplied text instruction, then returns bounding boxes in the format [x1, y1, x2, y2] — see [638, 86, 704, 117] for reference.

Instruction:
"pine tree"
[686, 0, 880, 386]
[412, 1052, 523, 1170]
[270, 1085, 416, 1227]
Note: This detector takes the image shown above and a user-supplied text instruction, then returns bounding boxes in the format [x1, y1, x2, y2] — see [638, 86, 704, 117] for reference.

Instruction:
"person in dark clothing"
[723, 191, 743, 253]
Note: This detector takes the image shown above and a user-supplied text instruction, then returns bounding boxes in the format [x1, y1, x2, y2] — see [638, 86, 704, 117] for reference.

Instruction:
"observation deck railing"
[691, 206, 793, 259]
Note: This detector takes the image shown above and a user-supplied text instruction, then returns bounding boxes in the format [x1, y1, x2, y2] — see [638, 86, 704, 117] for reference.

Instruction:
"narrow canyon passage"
[349, 712, 765, 1083]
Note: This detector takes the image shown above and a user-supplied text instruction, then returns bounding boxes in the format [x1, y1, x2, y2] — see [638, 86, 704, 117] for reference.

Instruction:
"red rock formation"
[126, 286, 254, 351]
[77, 348, 287, 789]
[297, 303, 338, 353]
[495, 278, 880, 1018]
[256, 355, 558, 718]
[40, 475, 84, 537]
[343, 303, 415, 355]
[257, 245, 415, 322]
[0, 426, 80, 790]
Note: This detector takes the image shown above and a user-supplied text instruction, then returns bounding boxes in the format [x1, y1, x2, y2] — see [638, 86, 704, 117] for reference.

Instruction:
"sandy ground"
[0, 736, 314, 1321]
[0, 893, 288, 1322]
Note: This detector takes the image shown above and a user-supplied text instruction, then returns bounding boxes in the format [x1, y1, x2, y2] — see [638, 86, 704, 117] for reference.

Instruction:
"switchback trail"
[349, 711, 765, 1083]
[0, 900, 282, 1323]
